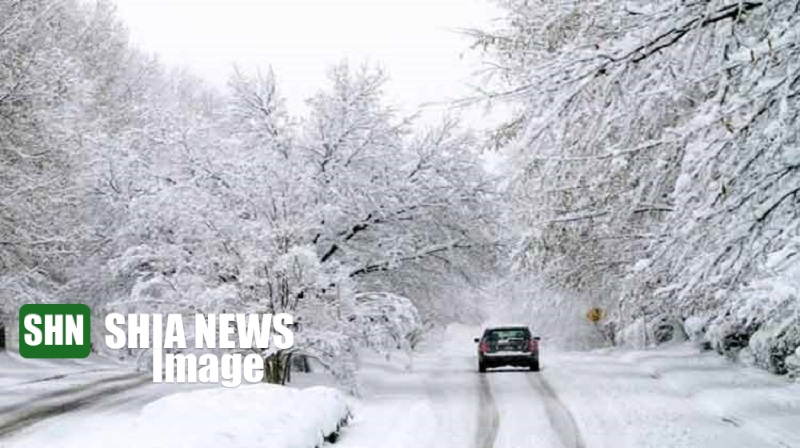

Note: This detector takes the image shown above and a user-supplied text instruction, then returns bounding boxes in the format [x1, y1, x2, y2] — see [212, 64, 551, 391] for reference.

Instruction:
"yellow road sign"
[586, 307, 604, 323]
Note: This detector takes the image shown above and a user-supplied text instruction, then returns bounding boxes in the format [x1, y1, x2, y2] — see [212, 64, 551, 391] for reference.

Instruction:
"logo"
[19, 304, 91, 359]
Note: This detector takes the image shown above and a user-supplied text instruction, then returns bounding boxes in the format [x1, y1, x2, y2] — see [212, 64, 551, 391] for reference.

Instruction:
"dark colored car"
[474, 326, 540, 372]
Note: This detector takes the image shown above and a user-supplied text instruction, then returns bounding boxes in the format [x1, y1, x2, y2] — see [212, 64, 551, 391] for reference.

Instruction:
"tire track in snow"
[487, 371, 563, 448]
[526, 373, 586, 448]
[476, 373, 499, 448]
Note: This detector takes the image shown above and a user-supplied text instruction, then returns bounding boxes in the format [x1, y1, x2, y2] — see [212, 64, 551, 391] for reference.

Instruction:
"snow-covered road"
[337, 325, 800, 448]
[2, 325, 799, 448]
[335, 325, 583, 448]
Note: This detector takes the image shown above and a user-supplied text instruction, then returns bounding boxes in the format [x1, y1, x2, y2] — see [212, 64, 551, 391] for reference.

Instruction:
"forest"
[1, 0, 798, 385]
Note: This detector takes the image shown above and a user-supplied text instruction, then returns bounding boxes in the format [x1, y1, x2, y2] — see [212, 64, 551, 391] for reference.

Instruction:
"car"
[474, 326, 540, 372]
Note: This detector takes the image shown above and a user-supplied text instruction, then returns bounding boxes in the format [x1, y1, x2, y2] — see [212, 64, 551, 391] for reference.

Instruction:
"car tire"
[530, 360, 540, 372]
[479, 362, 487, 373]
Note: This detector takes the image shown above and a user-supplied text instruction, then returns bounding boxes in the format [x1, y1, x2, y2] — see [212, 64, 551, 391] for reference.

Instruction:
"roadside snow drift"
[4, 384, 350, 448]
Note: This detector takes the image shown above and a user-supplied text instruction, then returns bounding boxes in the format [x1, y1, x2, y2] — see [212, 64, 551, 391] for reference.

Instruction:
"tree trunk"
[283, 353, 293, 384]
[289, 354, 311, 373]
[264, 352, 292, 385]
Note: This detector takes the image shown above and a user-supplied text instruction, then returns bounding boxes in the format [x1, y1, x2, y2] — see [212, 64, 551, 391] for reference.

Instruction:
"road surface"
[336, 325, 800, 448]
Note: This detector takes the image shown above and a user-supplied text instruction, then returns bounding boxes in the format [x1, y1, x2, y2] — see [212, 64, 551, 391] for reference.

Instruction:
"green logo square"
[19, 304, 91, 359]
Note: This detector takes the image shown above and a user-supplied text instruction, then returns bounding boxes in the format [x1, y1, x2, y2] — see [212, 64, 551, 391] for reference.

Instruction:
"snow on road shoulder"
[543, 344, 800, 448]
[333, 353, 458, 448]
[622, 345, 800, 447]
[336, 325, 483, 448]
[3, 384, 350, 448]
[138, 385, 350, 448]
[336, 389, 437, 448]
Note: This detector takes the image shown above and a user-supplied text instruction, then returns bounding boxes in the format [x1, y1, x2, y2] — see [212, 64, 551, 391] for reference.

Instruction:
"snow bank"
[136, 385, 350, 448]
[5, 384, 351, 448]
[545, 344, 800, 448]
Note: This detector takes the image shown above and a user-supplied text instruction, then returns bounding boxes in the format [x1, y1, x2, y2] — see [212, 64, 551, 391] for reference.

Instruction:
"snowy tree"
[476, 0, 799, 372]
[222, 63, 497, 384]
[0, 0, 141, 314]
[1, 0, 80, 310]
[1, 0, 498, 385]
[89, 60, 497, 385]
[350, 292, 422, 360]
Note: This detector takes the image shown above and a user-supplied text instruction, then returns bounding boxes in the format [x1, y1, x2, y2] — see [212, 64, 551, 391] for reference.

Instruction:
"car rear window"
[485, 329, 530, 340]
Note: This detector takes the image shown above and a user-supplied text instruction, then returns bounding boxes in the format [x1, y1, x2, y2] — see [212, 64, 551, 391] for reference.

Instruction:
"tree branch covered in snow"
[0, 1, 499, 385]
[477, 0, 800, 373]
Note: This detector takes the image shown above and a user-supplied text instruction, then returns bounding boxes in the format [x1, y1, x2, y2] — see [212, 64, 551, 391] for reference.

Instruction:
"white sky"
[111, 0, 504, 122]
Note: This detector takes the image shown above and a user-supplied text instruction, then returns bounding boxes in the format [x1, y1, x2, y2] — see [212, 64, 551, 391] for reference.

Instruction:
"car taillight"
[479, 341, 489, 353]
[529, 339, 538, 352]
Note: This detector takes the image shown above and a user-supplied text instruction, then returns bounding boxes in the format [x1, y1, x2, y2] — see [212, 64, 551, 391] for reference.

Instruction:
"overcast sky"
[111, 0, 503, 122]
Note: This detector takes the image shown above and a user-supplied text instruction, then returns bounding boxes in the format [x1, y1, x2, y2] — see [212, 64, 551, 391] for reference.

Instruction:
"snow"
[336, 324, 481, 448]
[549, 345, 800, 448]
[4, 324, 800, 448]
[333, 324, 800, 448]
[0, 351, 114, 388]
[334, 360, 440, 448]
[3, 384, 350, 448]
[0, 351, 136, 408]
[135, 385, 349, 448]
[482, 0, 800, 379]
[487, 372, 564, 448]
[2, 345, 348, 448]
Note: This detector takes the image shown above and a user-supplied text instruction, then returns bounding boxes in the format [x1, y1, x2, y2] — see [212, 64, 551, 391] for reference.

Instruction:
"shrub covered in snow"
[350, 292, 422, 356]
[786, 347, 800, 379]
[704, 249, 800, 374]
